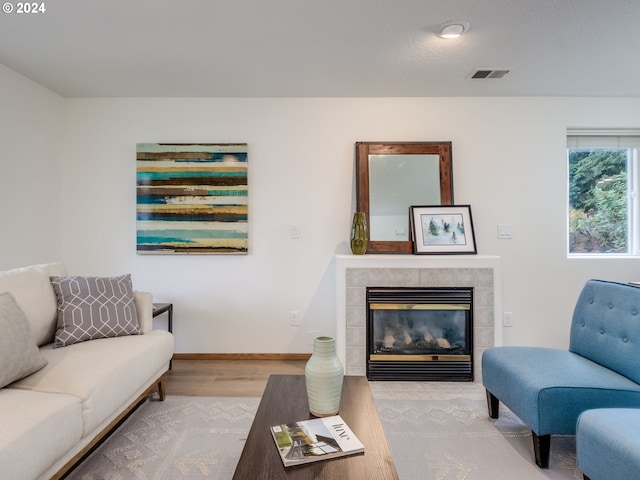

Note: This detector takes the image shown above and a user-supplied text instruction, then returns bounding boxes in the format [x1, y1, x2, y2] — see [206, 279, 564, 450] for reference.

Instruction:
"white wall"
[58, 97, 640, 353]
[3, 75, 640, 353]
[0, 65, 64, 268]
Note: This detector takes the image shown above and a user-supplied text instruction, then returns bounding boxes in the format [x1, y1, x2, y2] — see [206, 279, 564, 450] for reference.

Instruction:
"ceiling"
[1, 0, 639, 98]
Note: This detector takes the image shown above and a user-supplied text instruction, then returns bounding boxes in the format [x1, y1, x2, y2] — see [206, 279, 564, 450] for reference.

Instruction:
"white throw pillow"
[0, 292, 48, 388]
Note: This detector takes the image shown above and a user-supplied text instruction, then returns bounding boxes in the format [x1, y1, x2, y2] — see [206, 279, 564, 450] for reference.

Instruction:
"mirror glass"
[369, 154, 441, 241]
[356, 142, 453, 254]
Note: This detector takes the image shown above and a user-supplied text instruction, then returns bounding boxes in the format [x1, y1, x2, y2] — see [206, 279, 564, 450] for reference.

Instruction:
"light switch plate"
[498, 224, 513, 239]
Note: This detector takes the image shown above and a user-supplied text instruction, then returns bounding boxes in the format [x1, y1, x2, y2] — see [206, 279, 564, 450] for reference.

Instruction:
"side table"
[152, 302, 173, 369]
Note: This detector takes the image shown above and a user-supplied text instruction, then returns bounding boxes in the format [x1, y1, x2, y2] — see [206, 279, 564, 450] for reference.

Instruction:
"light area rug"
[370, 381, 582, 480]
[66, 396, 259, 480]
[67, 382, 582, 480]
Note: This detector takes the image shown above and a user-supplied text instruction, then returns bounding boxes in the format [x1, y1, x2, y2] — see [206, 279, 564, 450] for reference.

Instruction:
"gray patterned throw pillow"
[51, 274, 140, 348]
[0, 292, 48, 388]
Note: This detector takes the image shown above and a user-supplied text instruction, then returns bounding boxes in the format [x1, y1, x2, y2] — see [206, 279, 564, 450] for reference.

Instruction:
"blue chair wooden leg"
[532, 432, 550, 468]
[486, 389, 499, 418]
[485, 387, 550, 468]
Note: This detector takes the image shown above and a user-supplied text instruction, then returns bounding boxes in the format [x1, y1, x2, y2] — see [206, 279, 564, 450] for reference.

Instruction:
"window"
[567, 130, 640, 255]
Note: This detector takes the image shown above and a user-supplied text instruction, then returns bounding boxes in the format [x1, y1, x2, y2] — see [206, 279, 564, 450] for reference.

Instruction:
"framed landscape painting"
[410, 205, 477, 254]
[136, 143, 248, 254]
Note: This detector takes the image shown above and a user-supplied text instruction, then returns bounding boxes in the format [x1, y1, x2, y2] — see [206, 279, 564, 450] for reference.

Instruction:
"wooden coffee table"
[232, 374, 398, 479]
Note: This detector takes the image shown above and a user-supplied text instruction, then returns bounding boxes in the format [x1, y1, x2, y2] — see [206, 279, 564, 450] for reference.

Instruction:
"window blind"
[567, 129, 640, 149]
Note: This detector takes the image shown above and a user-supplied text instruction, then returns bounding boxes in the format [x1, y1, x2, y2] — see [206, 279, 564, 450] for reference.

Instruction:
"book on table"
[270, 415, 365, 467]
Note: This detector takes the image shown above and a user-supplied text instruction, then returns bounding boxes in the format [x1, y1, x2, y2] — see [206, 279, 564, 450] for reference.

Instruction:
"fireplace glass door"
[366, 287, 473, 381]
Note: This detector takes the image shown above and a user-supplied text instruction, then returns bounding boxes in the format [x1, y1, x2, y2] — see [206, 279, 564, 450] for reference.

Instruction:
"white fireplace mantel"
[335, 254, 502, 380]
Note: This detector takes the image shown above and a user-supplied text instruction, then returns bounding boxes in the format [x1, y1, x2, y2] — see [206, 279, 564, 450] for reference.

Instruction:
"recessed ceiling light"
[437, 20, 470, 39]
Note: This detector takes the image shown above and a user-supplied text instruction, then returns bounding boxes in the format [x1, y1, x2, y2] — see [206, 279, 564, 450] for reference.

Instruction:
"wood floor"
[164, 359, 307, 397]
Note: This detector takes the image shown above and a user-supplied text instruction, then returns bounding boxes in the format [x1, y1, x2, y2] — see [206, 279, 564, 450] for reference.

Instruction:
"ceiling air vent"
[469, 68, 510, 79]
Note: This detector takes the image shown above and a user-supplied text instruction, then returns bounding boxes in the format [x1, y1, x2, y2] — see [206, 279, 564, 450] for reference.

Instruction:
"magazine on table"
[270, 415, 365, 467]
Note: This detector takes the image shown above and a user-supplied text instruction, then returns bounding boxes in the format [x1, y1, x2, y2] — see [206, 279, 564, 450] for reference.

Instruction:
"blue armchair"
[482, 279, 640, 468]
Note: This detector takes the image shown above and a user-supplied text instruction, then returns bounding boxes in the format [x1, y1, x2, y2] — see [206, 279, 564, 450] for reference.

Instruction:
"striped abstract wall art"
[136, 143, 248, 254]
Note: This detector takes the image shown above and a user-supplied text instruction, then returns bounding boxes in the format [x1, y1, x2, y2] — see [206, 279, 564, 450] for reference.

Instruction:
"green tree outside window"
[568, 149, 628, 253]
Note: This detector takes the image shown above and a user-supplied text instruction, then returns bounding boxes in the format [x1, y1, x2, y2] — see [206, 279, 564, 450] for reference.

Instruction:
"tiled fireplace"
[335, 254, 502, 382]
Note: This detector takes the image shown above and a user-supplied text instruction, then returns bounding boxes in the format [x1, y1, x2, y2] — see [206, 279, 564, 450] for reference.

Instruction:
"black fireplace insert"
[366, 287, 473, 381]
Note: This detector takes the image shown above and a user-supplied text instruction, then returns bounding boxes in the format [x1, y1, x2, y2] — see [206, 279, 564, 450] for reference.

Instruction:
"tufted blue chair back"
[570, 279, 640, 384]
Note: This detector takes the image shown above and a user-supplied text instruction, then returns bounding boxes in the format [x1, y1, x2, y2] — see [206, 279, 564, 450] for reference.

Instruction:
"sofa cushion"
[0, 292, 48, 389]
[11, 330, 174, 435]
[0, 388, 83, 480]
[51, 274, 140, 347]
[0, 262, 67, 346]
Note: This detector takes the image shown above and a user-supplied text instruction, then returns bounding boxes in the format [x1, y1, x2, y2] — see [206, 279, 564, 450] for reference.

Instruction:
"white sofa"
[0, 263, 174, 480]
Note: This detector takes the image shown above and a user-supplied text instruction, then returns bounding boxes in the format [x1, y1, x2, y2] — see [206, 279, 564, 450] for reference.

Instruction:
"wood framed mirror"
[356, 142, 453, 254]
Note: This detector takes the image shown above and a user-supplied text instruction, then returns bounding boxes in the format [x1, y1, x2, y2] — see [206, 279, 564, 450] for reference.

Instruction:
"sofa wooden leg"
[532, 432, 550, 468]
[486, 389, 499, 418]
[583, 475, 591, 480]
[157, 375, 166, 401]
